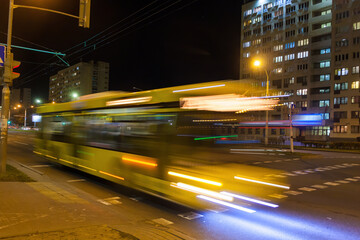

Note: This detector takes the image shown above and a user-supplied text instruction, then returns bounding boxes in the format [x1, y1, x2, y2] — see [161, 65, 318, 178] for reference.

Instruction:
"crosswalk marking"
[335, 180, 349, 184]
[298, 187, 316, 192]
[311, 185, 328, 189]
[324, 182, 340, 186]
[345, 178, 358, 181]
[284, 190, 303, 195]
[268, 193, 288, 199]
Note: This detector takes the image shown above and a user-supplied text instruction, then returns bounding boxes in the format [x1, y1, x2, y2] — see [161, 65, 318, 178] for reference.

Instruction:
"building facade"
[240, 0, 360, 141]
[49, 61, 109, 103]
[10, 88, 31, 107]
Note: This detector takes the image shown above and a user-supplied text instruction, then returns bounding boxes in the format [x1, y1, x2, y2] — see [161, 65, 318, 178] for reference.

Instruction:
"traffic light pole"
[1, 0, 14, 174]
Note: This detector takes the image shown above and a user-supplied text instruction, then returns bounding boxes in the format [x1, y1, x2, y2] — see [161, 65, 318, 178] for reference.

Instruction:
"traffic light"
[1, 53, 20, 85]
[79, 0, 91, 28]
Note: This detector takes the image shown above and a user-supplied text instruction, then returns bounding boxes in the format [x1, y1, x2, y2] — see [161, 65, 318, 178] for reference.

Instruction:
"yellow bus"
[34, 80, 289, 213]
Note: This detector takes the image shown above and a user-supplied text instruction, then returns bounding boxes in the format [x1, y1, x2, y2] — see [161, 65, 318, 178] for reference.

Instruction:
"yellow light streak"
[33, 151, 43, 155]
[77, 164, 97, 172]
[171, 182, 233, 202]
[99, 171, 124, 180]
[168, 171, 222, 186]
[234, 176, 290, 189]
[122, 157, 157, 167]
[45, 154, 57, 160]
[106, 96, 152, 106]
[59, 158, 73, 165]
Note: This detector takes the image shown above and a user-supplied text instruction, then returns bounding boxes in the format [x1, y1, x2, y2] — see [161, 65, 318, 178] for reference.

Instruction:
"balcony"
[310, 26, 332, 37]
[311, 0, 332, 12]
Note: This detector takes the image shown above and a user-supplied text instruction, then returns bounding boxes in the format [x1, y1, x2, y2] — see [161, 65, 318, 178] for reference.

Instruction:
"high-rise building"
[240, 0, 360, 141]
[49, 61, 109, 103]
[10, 88, 31, 107]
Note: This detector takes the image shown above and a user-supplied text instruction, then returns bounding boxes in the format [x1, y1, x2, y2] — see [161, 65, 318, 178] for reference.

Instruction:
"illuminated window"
[285, 42, 295, 49]
[244, 9, 252, 16]
[273, 56, 283, 63]
[351, 96, 360, 104]
[351, 81, 360, 89]
[298, 39, 309, 46]
[311, 126, 330, 136]
[333, 125, 347, 133]
[273, 68, 283, 74]
[320, 61, 330, 68]
[320, 74, 330, 81]
[273, 44, 283, 51]
[335, 68, 349, 76]
[253, 16, 262, 24]
[243, 52, 250, 58]
[243, 41, 251, 48]
[297, 51, 309, 59]
[321, 9, 331, 16]
[296, 88, 307, 95]
[353, 21, 360, 30]
[334, 97, 348, 105]
[352, 66, 360, 74]
[320, 48, 330, 54]
[284, 53, 295, 61]
[334, 82, 348, 90]
[319, 100, 329, 107]
[253, 39, 261, 45]
[321, 22, 331, 28]
[253, 6, 261, 13]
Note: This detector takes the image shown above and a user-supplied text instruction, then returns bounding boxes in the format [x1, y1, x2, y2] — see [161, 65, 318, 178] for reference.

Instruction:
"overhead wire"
[17, 0, 198, 88]
[17, 0, 165, 86]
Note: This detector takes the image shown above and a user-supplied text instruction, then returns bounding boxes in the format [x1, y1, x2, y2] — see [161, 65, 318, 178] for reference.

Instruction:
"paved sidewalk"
[0, 161, 139, 240]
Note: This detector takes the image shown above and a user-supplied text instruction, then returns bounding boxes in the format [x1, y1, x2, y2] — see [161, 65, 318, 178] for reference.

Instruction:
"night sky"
[0, 0, 241, 101]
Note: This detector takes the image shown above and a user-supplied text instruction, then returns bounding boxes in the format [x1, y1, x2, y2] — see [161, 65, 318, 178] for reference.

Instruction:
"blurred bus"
[34, 80, 289, 213]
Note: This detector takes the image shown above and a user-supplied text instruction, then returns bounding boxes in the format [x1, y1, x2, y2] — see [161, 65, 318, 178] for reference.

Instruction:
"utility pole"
[1, 0, 15, 174]
[289, 104, 294, 153]
[0, 0, 91, 173]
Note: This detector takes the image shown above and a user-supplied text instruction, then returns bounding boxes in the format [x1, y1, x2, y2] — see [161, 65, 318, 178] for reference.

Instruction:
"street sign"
[0, 45, 5, 67]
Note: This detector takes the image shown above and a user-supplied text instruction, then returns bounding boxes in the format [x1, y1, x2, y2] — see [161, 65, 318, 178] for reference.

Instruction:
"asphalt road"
[3, 130, 360, 240]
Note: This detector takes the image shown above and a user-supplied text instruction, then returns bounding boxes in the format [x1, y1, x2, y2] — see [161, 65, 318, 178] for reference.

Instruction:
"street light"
[35, 99, 42, 104]
[14, 104, 28, 127]
[253, 59, 270, 146]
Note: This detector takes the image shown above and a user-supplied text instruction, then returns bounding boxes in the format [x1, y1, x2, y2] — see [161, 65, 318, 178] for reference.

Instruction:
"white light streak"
[197, 195, 256, 213]
[168, 171, 222, 186]
[234, 176, 290, 189]
[173, 84, 225, 93]
[106, 96, 152, 106]
[221, 192, 279, 208]
[171, 182, 233, 201]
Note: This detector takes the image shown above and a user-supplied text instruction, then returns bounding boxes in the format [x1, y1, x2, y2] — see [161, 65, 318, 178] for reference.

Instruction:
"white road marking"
[298, 187, 316, 192]
[98, 196, 122, 205]
[31, 165, 51, 168]
[311, 185, 328, 189]
[67, 179, 86, 183]
[354, 176, 360, 179]
[293, 171, 307, 175]
[97, 199, 111, 205]
[283, 172, 297, 176]
[253, 162, 261, 164]
[264, 161, 272, 163]
[268, 194, 288, 199]
[178, 212, 204, 220]
[152, 218, 173, 226]
[345, 178, 358, 181]
[324, 182, 340, 186]
[335, 180, 349, 184]
[284, 190, 303, 195]
[274, 160, 282, 162]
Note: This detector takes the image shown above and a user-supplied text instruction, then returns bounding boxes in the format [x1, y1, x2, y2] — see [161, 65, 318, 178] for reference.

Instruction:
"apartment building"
[240, 0, 360, 141]
[49, 61, 109, 103]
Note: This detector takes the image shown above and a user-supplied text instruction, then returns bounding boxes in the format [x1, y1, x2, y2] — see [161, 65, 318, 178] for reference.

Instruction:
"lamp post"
[254, 60, 270, 146]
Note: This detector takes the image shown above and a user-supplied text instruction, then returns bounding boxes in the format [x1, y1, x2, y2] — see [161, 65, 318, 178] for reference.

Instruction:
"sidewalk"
[0, 160, 139, 240]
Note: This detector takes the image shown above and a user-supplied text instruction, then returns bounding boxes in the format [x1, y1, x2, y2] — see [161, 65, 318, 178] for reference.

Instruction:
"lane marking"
[30, 165, 51, 168]
[152, 218, 173, 226]
[311, 185, 328, 189]
[274, 160, 282, 162]
[345, 178, 358, 181]
[284, 190, 303, 195]
[178, 212, 204, 220]
[298, 187, 316, 192]
[335, 180, 349, 184]
[324, 182, 340, 186]
[268, 193, 287, 199]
